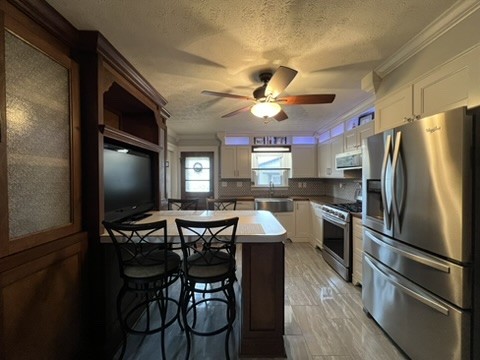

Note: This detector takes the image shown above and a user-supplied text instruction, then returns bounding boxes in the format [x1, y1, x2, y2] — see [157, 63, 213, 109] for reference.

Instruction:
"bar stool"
[206, 198, 237, 211]
[167, 198, 199, 211]
[175, 217, 239, 360]
[103, 220, 183, 360]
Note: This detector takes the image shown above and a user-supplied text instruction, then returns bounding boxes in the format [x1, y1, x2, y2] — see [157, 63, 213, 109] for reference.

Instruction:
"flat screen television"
[103, 142, 155, 222]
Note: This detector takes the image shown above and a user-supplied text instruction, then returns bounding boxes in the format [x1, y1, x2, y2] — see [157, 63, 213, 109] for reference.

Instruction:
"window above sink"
[251, 150, 291, 187]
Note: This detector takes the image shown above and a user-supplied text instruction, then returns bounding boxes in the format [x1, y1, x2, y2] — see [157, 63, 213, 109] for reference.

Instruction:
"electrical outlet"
[221, 181, 227, 187]
[298, 182, 302, 188]
[303, 182, 307, 188]
[237, 182, 242, 187]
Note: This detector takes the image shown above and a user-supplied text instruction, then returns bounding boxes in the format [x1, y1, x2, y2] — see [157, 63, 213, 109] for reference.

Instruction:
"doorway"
[180, 152, 214, 209]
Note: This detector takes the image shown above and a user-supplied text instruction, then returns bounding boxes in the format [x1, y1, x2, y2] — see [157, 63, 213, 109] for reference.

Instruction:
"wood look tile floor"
[116, 242, 408, 360]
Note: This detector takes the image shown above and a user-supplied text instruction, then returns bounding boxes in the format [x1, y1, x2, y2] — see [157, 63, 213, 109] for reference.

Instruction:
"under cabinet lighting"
[252, 146, 291, 153]
[116, 148, 129, 153]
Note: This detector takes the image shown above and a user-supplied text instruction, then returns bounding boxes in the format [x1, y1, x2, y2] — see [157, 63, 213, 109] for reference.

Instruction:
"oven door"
[322, 211, 351, 281]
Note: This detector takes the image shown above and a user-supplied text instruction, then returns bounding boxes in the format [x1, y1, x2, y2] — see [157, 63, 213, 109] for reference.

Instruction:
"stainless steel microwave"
[335, 149, 362, 170]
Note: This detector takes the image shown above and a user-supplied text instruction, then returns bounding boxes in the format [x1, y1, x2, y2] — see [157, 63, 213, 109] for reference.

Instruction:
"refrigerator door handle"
[391, 131, 402, 232]
[381, 134, 392, 230]
[364, 255, 450, 316]
[365, 230, 451, 273]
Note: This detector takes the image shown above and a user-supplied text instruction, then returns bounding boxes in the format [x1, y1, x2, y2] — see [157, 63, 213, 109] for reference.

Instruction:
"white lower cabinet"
[352, 216, 363, 286]
[274, 212, 295, 239]
[292, 200, 311, 242]
[310, 202, 323, 249]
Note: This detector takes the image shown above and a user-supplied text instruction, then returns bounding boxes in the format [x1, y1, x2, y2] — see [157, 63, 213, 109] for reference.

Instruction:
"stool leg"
[224, 282, 236, 360]
[182, 286, 192, 360]
[117, 286, 128, 360]
[157, 287, 167, 360]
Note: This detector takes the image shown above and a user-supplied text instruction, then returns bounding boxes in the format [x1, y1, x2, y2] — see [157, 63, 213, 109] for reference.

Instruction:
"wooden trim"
[3, 5, 71, 65]
[0, 231, 87, 274]
[79, 31, 168, 110]
[0, 240, 83, 287]
[0, 11, 8, 258]
[71, 60, 82, 232]
[101, 125, 161, 153]
[0, 11, 83, 256]
[5, 0, 78, 48]
[103, 62, 158, 112]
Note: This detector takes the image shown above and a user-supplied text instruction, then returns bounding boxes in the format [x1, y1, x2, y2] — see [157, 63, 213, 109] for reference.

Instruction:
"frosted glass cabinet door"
[1, 28, 81, 255]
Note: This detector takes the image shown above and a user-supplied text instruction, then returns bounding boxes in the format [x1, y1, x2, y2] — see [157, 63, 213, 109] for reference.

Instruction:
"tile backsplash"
[218, 178, 361, 202]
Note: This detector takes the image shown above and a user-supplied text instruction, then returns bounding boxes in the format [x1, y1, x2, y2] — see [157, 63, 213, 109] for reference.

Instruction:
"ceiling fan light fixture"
[251, 102, 281, 118]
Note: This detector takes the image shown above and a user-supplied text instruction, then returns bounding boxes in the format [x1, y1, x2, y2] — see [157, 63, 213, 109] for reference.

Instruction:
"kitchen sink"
[254, 198, 294, 212]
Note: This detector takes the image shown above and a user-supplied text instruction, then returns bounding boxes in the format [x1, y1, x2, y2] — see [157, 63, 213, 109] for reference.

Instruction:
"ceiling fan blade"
[201, 90, 254, 101]
[265, 66, 298, 98]
[221, 105, 253, 118]
[277, 94, 336, 105]
[273, 109, 288, 121]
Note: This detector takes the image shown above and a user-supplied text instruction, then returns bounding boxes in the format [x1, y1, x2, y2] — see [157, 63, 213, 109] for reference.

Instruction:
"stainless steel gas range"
[321, 202, 362, 281]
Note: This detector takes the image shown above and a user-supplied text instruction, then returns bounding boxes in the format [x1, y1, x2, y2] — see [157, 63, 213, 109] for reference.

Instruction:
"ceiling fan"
[201, 66, 335, 121]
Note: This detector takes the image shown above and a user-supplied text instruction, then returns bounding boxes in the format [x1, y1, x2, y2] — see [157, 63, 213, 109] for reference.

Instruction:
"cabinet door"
[317, 142, 331, 178]
[413, 58, 469, 118]
[358, 122, 374, 145]
[235, 146, 251, 178]
[344, 129, 358, 151]
[330, 135, 345, 178]
[293, 201, 311, 241]
[310, 202, 323, 249]
[275, 212, 295, 239]
[291, 145, 317, 178]
[352, 217, 363, 286]
[220, 146, 237, 178]
[375, 85, 413, 133]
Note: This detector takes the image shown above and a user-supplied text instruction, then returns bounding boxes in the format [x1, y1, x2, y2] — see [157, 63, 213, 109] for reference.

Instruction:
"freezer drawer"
[364, 228, 471, 309]
[363, 253, 471, 360]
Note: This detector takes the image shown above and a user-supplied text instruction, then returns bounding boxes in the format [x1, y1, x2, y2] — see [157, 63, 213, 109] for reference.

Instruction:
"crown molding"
[315, 95, 376, 136]
[376, 1, 480, 78]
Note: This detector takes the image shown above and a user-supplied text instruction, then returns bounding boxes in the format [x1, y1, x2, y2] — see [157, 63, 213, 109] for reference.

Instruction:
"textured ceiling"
[46, 0, 459, 137]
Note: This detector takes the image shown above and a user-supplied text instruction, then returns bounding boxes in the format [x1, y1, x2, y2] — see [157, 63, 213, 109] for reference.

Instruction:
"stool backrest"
[175, 217, 239, 275]
[167, 198, 199, 210]
[206, 198, 237, 211]
[102, 220, 170, 280]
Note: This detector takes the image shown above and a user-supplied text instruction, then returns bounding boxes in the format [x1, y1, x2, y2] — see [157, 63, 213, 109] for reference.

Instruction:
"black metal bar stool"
[103, 220, 183, 360]
[206, 198, 237, 211]
[167, 198, 199, 211]
[175, 217, 239, 360]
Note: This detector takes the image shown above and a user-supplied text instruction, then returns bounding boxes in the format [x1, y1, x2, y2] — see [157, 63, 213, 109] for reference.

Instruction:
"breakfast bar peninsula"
[103, 209, 287, 357]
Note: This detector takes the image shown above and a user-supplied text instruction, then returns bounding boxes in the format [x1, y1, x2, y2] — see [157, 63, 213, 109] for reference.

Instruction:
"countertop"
[223, 195, 352, 205]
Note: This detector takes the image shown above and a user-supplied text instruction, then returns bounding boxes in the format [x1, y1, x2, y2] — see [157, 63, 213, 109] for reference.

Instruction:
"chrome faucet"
[269, 181, 275, 197]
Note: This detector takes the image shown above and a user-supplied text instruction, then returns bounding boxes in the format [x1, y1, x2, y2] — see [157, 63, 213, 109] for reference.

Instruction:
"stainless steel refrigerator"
[362, 107, 477, 360]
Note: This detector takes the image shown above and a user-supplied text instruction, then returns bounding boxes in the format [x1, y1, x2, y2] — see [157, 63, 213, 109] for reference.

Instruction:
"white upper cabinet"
[291, 145, 317, 178]
[317, 135, 344, 178]
[220, 146, 251, 178]
[375, 45, 480, 133]
[375, 85, 414, 133]
[344, 122, 374, 151]
[413, 52, 470, 118]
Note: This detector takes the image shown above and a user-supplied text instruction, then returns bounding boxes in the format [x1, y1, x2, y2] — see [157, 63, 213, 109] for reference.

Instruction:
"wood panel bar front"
[240, 241, 286, 357]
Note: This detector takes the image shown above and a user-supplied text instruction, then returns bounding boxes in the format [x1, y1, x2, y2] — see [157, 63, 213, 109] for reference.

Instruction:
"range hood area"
[335, 149, 362, 170]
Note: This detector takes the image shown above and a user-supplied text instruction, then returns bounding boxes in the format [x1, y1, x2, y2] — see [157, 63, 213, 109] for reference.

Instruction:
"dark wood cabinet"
[0, 2, 170, 359]
[78, 30, 170, 357]
[0, 1, 87, 359]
